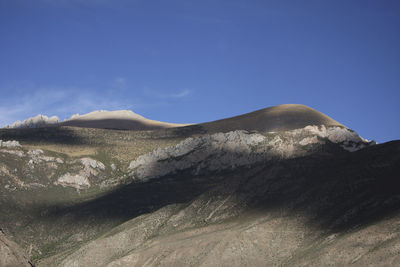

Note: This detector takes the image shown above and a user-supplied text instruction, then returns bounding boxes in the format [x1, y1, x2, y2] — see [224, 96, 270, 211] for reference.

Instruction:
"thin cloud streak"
[169, 89, 191, 98]
[144, 88, 192, 99]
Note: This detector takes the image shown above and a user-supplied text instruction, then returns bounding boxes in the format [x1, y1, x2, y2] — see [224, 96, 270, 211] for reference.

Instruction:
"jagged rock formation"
[6, 115, 60, 129]
[128, 125, 372, 182]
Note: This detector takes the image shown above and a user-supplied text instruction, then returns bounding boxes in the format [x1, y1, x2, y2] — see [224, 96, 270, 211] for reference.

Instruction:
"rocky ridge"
[128, 125, 373, 182]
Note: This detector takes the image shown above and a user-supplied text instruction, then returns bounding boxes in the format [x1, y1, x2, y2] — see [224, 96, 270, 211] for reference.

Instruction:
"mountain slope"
[0, 104, 398, 266]
[61, 110, 190, 130]
[197, 104, 344, 133]
[0, 230, 32, 267]
[39, 140, 400, 266]
[5, 104, 340, 133]
[5, 110, 190, 131]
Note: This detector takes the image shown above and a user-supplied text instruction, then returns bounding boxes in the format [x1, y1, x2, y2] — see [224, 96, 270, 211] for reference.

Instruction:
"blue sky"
[0, 0, 399, 142]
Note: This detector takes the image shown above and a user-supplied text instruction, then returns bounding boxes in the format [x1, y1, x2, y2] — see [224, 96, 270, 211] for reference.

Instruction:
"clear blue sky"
[0, 0, 399, 142]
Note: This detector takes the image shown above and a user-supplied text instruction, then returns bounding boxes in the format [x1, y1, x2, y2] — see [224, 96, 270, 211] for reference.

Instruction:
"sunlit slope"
[60, 110, 190, 130]
[198, 104, 344, 133]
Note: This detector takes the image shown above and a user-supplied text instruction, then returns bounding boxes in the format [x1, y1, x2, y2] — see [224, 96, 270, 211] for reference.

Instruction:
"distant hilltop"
[5, 110, 190, 131]
[199, 104, 345, 133]
[4, 104, 345, 133]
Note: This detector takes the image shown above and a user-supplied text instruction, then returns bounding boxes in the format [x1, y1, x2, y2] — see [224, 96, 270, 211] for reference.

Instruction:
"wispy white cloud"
[170, 89, 191, 98]
[144, 88, 192, 99]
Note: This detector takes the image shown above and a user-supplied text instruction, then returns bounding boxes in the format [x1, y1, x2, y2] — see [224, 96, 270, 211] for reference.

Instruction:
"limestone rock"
[80, 158, 105, 171]
[55, 173, 91, 190]
[128, 126, 372, 182]
[0, 140, 21, 148]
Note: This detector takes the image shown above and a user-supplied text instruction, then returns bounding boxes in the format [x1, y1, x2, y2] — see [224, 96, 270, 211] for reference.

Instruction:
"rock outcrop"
[128, 125, 373, 182]
[6, 115, 59, 129]
[55, 173, 91, 190]
[54, 157, 106, 190]
[0, 140, 21, 148]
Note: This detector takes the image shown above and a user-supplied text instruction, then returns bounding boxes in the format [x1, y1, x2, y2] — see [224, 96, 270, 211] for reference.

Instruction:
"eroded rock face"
[128, 126, 373, 182]
[128, 130, 266, 181]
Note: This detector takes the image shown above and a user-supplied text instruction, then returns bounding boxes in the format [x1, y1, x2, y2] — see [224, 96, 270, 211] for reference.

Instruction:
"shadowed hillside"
[0, 104, 398, 266]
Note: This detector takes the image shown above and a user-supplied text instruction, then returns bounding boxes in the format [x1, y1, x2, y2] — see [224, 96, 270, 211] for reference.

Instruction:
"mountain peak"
[200, 103, 344, 133]
[66, 110, 146, 121]
[3, 104, 343, 132]
[4, 110, 188, 130]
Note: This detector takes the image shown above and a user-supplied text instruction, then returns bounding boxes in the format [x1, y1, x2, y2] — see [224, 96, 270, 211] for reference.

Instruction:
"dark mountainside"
[0, 104, 399, 266]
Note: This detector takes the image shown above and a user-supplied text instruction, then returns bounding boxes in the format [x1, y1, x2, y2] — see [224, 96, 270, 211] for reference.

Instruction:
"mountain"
[60, 110, 190, 130]
[5, 110, 189, 130]
[0, 104, 399, 266]
[197, 104, 344, 133]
